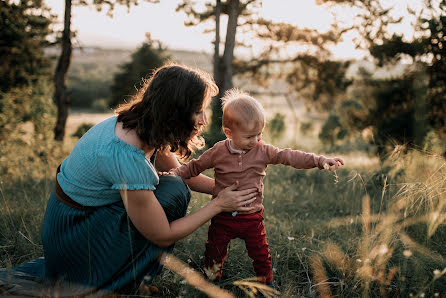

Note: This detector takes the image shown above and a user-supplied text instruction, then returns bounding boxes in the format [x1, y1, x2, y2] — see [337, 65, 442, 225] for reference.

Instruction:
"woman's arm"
[155, 150, 214, 194]
[122, 183, 257, 247]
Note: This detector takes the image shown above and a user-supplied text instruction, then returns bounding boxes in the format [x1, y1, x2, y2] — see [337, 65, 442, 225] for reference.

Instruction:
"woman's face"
[194, 109, 208, 128]
[192, 95, 210, 135]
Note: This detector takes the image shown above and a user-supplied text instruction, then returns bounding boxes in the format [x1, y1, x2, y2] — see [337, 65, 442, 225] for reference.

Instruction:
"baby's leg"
[243, 219, 273, 284]
[203, 218, 233, 281]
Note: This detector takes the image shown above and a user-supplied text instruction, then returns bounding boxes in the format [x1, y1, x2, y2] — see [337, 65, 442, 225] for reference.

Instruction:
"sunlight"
[260, 0, 333, 32]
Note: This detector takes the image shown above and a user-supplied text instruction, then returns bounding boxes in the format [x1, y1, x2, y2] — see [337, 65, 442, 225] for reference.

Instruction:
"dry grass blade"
[159, 253, 234, 298]
[233, 278, 280, 298]
[323, 242, 353, 276]
[309, 255, 332, 298]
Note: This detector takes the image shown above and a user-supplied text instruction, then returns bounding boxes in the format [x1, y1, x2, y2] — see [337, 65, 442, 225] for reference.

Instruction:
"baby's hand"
[323, 157, 344, 172]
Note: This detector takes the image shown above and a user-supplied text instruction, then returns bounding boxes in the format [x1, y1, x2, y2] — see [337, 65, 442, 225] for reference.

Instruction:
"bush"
[71, 122, 94, 139]
[266, 113, 286, 142]
[0, 79, 55, 142]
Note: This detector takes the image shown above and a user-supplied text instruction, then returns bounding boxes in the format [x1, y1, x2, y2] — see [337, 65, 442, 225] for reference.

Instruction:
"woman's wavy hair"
[116, 63, 218, 160]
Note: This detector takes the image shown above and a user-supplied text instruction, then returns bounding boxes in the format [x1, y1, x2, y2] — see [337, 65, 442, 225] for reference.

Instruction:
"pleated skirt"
[41, 175, 191, 294]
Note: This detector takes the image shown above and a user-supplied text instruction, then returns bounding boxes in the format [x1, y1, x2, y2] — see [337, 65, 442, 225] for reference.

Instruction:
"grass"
[147, 148, 446, 297]
[1, 128, 445, 297]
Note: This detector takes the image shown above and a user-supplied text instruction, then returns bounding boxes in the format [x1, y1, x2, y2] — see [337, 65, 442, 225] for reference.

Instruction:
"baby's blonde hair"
[221, 88, 265, 130]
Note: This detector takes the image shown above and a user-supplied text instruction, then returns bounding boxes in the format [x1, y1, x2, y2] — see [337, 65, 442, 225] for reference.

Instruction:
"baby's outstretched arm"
[322, 157, 344, 172]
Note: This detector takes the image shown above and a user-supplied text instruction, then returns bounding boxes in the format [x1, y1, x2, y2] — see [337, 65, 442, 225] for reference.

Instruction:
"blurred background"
[2, 0, 444, 156]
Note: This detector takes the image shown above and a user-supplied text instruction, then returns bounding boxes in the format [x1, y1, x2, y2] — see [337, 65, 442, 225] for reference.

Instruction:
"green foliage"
[320, 71, 430, 158]
[423, 130, 446, 156]
[367, 1, 446, 153]
[286, 57, 352, 111]
[68, 66, 112, 110]
[422, 9, 446, 142]
[299, 121, 313, 136]
[0, 79, 55, 142]
[65, 49, 130, 110]
[71, 122, 94, 139]
[0, 0, 53, 92]
[203, 122, 226, 149]
[266, 113, 286, 142]
[370, 34, 424, 67]
[110, 38, 168, 108]
[0, 79, 64, 183]
[370, 76, 424, 153]
[318, 112, 348, 147]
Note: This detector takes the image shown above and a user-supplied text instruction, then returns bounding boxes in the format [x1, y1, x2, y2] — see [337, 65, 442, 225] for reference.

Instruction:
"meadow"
[0, 45, 444, 298]
[1, 105, 445, 297]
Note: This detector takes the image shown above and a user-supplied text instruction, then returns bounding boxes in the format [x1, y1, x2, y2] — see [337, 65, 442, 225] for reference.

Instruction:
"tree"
[317, 0, 446, 156]
[177, 0, 262, 145]
[0, 0, 53, 93]
[419, 1, 446, 142]
[236, 18, 352, 112]
[0, 0, 55, 141]
[177, 1, 355, 146]
[370, 1, 446, 154]
[53, 0, 159, 141]
[110, 36, 168, 108]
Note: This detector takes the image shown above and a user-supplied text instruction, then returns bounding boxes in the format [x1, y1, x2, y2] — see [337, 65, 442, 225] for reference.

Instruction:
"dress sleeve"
[172, 146, 215, 179]
[263, 143, 327, 169]
[98, 146, 159, 191]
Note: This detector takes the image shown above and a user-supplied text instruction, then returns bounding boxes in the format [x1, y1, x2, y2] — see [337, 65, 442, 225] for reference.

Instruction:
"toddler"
[171, 89, 344, 285]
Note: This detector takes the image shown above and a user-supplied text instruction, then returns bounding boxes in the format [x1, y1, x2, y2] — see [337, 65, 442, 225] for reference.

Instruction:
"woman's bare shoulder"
[115, 121, 142, 149]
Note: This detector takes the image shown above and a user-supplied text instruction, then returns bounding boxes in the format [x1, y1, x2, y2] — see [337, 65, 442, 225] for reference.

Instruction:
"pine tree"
[0, 0, 53, 92]
[110, 37, 168, 108]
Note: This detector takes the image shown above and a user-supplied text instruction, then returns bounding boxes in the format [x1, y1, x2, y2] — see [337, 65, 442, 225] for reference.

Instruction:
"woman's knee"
[154, 175, 191, 222]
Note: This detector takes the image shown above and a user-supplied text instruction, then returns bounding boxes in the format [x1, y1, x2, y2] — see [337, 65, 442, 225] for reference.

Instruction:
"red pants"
[204, 208, 273, 284]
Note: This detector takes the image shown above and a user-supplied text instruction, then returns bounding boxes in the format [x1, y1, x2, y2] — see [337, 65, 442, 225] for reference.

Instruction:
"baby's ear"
[223, 127, 232, 138]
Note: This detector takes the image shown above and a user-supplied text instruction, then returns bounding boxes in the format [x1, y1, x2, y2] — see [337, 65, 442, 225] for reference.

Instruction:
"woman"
[40, 63, 258, 294]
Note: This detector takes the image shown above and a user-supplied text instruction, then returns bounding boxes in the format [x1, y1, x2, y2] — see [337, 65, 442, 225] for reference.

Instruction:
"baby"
[171, 88, 344, 286]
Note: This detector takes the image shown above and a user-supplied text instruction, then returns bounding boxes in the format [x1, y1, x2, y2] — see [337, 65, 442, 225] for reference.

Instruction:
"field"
[1, 104, 445, 297]
[1, 46, 445, 296]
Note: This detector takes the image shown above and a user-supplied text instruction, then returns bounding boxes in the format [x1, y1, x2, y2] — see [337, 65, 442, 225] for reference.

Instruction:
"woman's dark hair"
[116, 63, 218, 160]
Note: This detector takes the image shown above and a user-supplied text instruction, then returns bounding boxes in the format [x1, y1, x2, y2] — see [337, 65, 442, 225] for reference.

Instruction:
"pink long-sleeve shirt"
[173, 139, 327, 214]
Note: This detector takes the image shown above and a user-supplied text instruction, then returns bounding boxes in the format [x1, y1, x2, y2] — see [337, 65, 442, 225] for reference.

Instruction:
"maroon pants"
[204, 208, 273, 284]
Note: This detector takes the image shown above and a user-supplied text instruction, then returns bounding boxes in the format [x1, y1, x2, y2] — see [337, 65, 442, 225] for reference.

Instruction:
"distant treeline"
[53, 47, 212, 111]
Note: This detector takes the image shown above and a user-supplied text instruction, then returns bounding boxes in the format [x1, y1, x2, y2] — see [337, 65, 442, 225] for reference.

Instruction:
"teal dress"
[1, 117, 191, 295]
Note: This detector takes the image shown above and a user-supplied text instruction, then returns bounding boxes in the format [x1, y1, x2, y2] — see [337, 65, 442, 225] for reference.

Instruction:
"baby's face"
[229, 122, 264, 151]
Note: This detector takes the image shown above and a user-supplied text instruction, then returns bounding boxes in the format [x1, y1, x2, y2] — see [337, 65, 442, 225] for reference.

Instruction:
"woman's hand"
[213, 182, 258, 213]
[323, 157, 345, 172]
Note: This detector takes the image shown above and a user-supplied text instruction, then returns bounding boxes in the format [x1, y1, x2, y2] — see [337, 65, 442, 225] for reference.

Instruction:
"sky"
[45, 0, 420, 59]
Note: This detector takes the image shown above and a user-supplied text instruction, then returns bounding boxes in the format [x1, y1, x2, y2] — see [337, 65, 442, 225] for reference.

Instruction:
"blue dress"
[0, 117, 191, 295]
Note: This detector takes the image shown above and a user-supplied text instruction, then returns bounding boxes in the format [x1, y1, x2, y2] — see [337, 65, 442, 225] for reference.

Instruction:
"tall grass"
[0, 135, 66, 269]
[152, 148, 445, 297]
[1, 135, 445, 297]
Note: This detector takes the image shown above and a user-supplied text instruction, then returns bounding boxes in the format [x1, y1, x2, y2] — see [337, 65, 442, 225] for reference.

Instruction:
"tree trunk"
[213, 0, 221, 81]
[220, 0, 238, 95]
[54, 0, 72, 141]
[208, 0, 239, 145]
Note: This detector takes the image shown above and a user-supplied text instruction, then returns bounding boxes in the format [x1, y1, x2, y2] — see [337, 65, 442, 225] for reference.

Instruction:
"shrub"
[71, 122, 94, 139]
